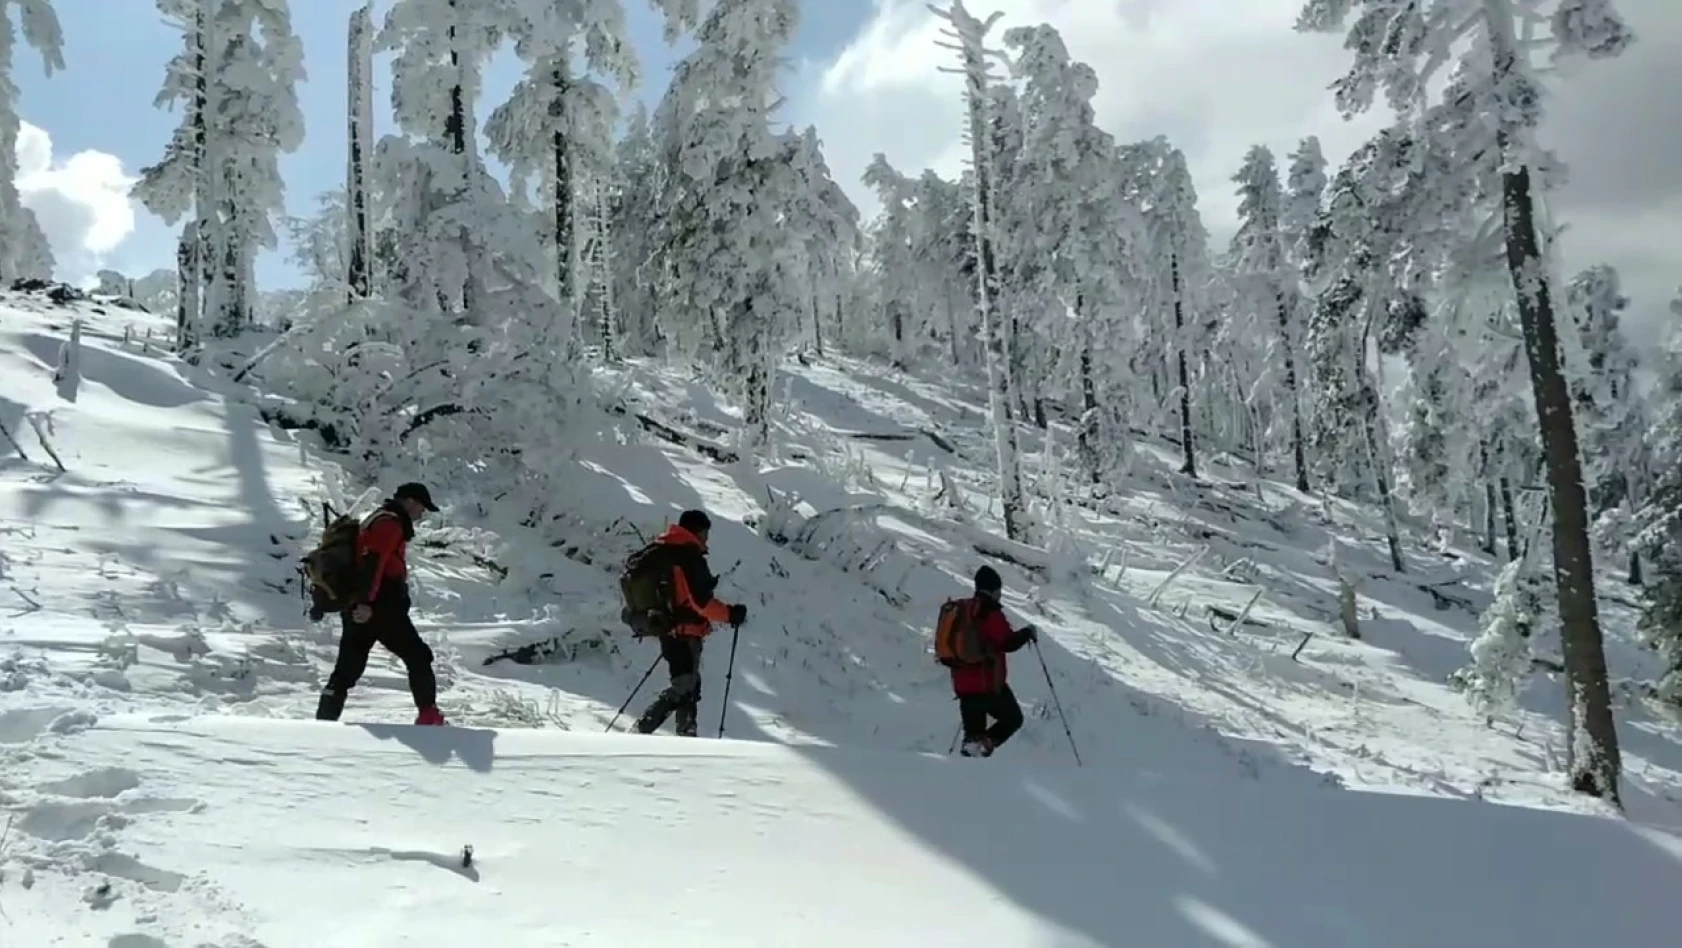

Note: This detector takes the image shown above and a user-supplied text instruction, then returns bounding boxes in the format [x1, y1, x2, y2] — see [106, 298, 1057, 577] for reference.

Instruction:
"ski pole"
[1032, 639, 1081, 766]
[605, 655, 661, 732]
[717, 621, 742, 738]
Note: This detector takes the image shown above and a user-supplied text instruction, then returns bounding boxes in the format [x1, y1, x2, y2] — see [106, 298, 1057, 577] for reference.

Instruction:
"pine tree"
[485, 0, 636, 338]
[1231, 145, 1309, 493]
[1300, 0, 1633, 805]
[134, 0, 213, 349]
[649, 0, 803, 450]
[345, 3, 374, 300]
[0, 0, 61, 284]
[933, 1, 1027, 540]
[377, 0, 509, 318]
[1564, 264, 1646, 581]
[607, 102, 658, 353]
[202, 0, 304, 337]
[1456, 557, 1544, 725]
[1125, 138, 1208, 479]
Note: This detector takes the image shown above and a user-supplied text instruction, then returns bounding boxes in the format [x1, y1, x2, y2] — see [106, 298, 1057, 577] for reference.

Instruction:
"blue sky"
[14, 0, 872, 289]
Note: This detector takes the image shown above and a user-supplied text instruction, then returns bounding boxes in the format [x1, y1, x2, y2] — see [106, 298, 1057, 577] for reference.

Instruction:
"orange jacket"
[658, 524, 733, 637]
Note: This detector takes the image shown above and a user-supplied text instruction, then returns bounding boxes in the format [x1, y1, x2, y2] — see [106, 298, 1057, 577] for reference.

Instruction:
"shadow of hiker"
[358, 723, 497, 773]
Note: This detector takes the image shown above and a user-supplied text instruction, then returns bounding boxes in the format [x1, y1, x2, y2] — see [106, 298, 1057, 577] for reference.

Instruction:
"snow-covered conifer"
[0, 0, 61, 284]
[649, 0, 804, 449]
[1458, 558, 1541, 725]
[931, 1, 1026, 539]
[485, 0, 636, 323]
[1300, 0, 1633, 804]
[1230, 144, 1308, 492]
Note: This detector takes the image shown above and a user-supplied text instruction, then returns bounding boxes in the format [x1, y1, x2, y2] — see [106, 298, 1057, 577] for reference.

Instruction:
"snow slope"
[5, 714, 1680, 947]
[1, 288, 1681, 943]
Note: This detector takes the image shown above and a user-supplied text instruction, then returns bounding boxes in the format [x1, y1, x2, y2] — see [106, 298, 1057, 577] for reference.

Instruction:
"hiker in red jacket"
[634, 510, 746, 736]
[952, 565, 1036, 757]
[314, 482, 447, 726]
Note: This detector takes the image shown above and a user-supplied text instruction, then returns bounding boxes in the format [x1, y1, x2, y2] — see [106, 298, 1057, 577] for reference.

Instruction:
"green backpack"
[619, 542, 675, 638]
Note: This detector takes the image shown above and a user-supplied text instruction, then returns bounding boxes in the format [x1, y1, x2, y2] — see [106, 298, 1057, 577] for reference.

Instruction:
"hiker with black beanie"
[314, 482, 447, 726]
[949, 565, 1036, 757]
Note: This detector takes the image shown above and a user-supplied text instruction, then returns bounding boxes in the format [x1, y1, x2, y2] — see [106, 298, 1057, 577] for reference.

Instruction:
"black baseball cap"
[394, 482, 439, 512]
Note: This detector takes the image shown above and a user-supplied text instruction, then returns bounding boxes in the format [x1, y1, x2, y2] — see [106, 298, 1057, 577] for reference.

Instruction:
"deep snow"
[7, 714, 1682, 947]
[1, 288, 1680, 944]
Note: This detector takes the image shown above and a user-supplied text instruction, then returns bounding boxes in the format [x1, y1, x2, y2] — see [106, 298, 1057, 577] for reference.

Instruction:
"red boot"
[415, 707, 446, 726]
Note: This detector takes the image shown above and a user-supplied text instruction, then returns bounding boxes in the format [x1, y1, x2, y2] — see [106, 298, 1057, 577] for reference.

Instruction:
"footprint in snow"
[107, 935, 169, 948]
[39, 766, 141, 799]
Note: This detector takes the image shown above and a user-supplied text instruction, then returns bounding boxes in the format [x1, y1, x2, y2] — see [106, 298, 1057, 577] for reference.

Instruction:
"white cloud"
[16, 121, 140, 283]
[794, 0, 1682, 331]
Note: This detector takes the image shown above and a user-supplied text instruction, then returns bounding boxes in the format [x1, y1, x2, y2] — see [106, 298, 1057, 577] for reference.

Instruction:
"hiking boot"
[314, 688, 346, 722]
[674, 707, 698, 737]
[415, 707, 446, 726]
[959, 737, 995, 758]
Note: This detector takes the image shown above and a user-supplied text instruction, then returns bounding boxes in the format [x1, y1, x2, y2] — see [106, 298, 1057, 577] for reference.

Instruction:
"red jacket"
[656, 525, 733, 638]
[356, 507, 410, 603]
[950, 598, 1031, 696]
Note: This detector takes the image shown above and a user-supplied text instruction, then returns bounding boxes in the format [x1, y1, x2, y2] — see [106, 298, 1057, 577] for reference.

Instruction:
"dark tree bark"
[1500, 144, 1621, 805]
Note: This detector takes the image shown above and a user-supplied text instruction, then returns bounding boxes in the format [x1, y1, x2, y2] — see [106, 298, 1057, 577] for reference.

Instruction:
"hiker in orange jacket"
[634, 510, 746, 736]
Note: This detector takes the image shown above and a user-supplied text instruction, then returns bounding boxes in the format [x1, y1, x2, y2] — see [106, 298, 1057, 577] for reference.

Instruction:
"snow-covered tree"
[345, 2, 374, 300]
[1000, 24, 1141, 490]
[933, 0, 1026, 539]
[1564, 264, 1645, 580]
[1300, 0, 1633, 804]
[202, 1, 305, 337]
[376, 0, 510, 317]
[485, 0, 636, 331]
[134, 0, 303, 343]
[1230, 144, 1308, 492]
[782, 125, 858, 360]
[1125, 138, 1209, 478]
[1456, 557, 1543, 724]
[0, 0, 61, 284]
[649, 0, 804, 449]
[606, 101, 659, 352]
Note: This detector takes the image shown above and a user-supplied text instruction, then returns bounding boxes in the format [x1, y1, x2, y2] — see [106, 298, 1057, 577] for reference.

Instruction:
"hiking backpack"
[619, 543, 676, 638]
[301, 509, 387, 618]
[933, 597, 987, 667]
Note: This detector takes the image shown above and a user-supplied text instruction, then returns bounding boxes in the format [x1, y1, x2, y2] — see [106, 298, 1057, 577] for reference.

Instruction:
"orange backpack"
[934, 598, 987, 667]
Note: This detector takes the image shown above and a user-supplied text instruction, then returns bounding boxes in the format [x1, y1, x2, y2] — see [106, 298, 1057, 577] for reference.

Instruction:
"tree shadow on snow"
[768, 726, 1681, 946]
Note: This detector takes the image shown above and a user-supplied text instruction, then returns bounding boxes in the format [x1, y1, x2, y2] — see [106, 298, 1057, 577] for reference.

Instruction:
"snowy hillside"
[6, 715, 1680, 947]
[1, 288, 1680, 944]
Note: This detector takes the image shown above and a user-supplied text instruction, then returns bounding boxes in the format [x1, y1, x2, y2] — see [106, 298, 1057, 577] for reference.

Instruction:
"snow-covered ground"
[1, 289, 1679, 944]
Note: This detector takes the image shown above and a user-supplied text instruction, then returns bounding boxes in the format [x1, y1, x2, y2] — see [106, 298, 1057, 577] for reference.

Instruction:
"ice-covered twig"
[1146, 544, 1207, 608]
[0, 417, 27, 460]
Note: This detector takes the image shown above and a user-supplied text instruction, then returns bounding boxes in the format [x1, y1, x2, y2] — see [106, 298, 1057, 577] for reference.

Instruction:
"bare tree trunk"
[176, 221, 201, 353]
[1172, 251, 1195, 477]
[345, 4, 373, 301]
[1278, 293, 1309, 492]
[182, 0, 209, 353]
[552, 62, 573, 323]
[1499, 136, 1621, 804]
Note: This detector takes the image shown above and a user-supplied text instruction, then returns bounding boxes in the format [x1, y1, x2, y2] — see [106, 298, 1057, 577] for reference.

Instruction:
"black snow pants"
[634, 634, 705, 736]
[959, 684, 1024, 749]
[314, 592, 437, 721]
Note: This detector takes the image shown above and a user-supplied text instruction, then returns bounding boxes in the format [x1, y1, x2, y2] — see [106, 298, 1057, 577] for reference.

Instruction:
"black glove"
[728, 603, 748, 626]
[1020, 624, 1039, 642]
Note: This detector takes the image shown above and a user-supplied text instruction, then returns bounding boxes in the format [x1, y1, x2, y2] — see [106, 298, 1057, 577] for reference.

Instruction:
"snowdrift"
[5, 713, 1679, 947]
